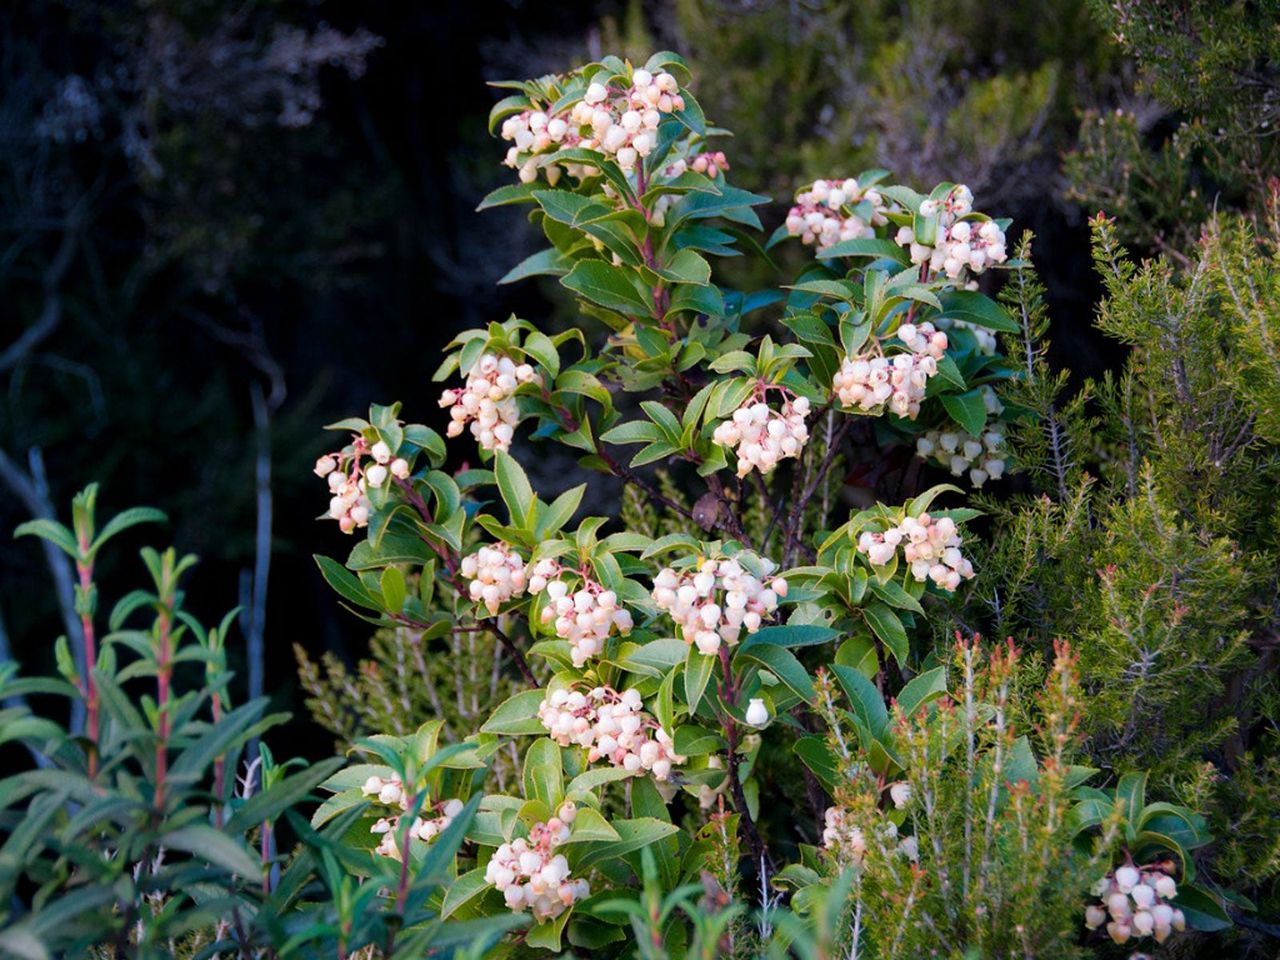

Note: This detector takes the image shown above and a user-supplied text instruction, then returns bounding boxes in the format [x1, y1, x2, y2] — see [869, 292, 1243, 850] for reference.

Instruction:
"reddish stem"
[75, 542, 99, 779]
[154, 606, 173, 810]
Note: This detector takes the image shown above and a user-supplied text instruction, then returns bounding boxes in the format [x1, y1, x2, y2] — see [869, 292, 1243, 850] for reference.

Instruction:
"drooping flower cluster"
[538, 686, 686, 781]
[485, 803, 590, 921]
[711, 393, 811, 476]
[915, 427, 1006, 487]
[857, 513, 975, 591]
[500, 109, 582, 184]
[651, 554, 786, 656]
[439, 352, 539, 453]
[822, 807, 867, 865]
[314, 438, 410, 534]
[831, 323, 948, 420]
[1084, 863, 1186, 946]
[894, 184, 1008, 279]
[784, 178, 894, 254]
[460, 543, 529, 614]
[564, 69, 685, 173]
[360, 774, 464, 860]
[526, 560, 634, 667]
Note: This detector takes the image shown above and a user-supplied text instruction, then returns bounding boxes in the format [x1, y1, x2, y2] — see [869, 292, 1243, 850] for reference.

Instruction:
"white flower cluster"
[538, 686, 686, 781]
[460, 543, 529, 614]
[565, 69, 685, 173]
[784, 178, 893, 254]
[822, 807, 867, 865]
[1085, 864, 1185, 945]
[360, 774, 464, 860]
[916, 430, 1005, 487]
[831, 323, 948, 420]
[439, 352, 539, 453]
[527, 560, 634, 667]
[500, 109, 582, 185]
[914, 386, 1006, 485]
[314, 439, 409, 534]
[894, 185, 1008, 279]
[857, 512, 975, 591]
[711, 395, 811, 477]
[485, 803, 590, 921]
[651, 555, 786, 656]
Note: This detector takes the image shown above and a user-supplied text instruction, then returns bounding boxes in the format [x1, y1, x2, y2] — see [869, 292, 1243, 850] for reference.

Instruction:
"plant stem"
[75, 542, 99, 779]
[154, 604, 173, 810]
[716, 645, 770, 872]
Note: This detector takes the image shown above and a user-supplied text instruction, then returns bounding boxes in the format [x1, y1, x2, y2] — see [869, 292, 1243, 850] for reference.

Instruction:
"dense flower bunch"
[527, 559, 634, 667]
[460, 543, 528, 614]
[563, 69, 685, 173]
[831, 323, 948, 420]
[821, 807, 867, 865]
[857, 512, 975, 591]
[915, 424, 1007, 487]
[784, 177, 893, 253]
[1084, 863, 1186, 945]
[439, 352, 539, 453]
[485, 803, 590, 921]
[314, 437, 408, 534]
[711, 392, 811, 476]
[537, 686, 685, 781]
[651, 554, 786, 655]
[500, 109, 581, 184]
[894, 184, 1008, 279]
[359, 774, 464, 860]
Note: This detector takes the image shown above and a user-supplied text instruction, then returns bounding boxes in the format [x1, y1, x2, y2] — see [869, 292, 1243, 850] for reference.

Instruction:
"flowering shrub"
[4, 44, 1260, 960]
[298, 51, 1236, 956]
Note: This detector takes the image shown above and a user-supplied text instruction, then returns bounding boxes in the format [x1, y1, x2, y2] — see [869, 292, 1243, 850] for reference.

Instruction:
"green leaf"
[537, 484, 586, 539]
[684, 649, 716, 715]
[380, 567, 406, 614]
[656, 248, 712, 285]
[895, 666, 946, 718]
[819, 237, 910, 264]
[863, 602, 909, 666]
[162, 824, 259, 879]
[441, 867, 492, 918]
[940, 389, 988, 436]
[500, 247, 573, 285]
[736, 643, 814, 703]
[314, 556, 380, 611]
[1171, 884, 1233, 932]
[739, 624, 838, 650]
[494, 451, 535, 527]
[13, 519, 79, 559]
[576, 818, 681, 868]
[477, 182, 541, 211]
[523, 739, 563, 809]
[90, 507, 166, 556]
[794, 736, 840, 790]
[562, 261, 653, 316]
[564, 806, 621, 843]
[482, 689, 548, 735]
[937, 289, 1019, 333]
[1115, 771, 1148, 829]
[832, 664, 889, 740]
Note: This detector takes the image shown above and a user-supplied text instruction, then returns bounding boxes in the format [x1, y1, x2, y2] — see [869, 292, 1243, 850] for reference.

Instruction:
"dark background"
[0, 0, 1126, 754]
